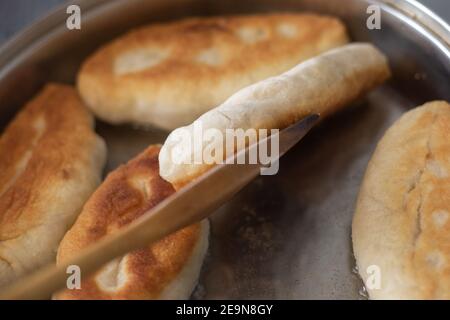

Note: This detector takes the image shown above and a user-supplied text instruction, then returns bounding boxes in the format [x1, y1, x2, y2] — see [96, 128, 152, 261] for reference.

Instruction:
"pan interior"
[0, 0, 448, 299]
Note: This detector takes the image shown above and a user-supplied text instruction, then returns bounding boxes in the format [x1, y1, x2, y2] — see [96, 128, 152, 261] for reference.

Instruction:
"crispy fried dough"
[78, 13, 349, 130]
[55, 145, 209, 299]
[352, 101, 450, 299]
[0, 84, 106, 287]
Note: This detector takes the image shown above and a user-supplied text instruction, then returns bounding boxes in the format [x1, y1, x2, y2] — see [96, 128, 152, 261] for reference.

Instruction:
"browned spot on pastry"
[0, 84, 106, 286]
[78, 13, 349, 129]
[55, 145, 204, 300]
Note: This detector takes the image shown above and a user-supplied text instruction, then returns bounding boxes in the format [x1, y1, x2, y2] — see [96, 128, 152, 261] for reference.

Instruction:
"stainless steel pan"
[0, 0, 449, 299]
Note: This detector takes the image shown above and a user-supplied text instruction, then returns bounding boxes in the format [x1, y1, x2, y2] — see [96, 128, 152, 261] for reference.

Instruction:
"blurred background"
[0, 0, 449, 45]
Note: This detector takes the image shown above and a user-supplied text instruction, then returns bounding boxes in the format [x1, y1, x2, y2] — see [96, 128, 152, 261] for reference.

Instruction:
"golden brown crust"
[352, 101, 450, 299]
[0, 84, 106, 287]
[78, 13, 349, 130]
[55, 146, 208, 299]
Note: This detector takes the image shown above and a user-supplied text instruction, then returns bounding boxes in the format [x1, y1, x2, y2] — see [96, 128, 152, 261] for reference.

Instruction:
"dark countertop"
[0, 0, 449, 45]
